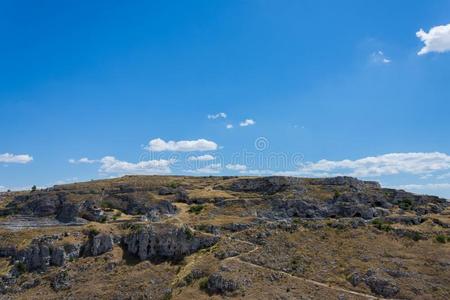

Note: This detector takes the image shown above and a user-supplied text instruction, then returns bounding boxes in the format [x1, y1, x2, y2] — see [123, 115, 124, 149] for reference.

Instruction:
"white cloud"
[99, 156, 175, 174]
[188, 154, 215, 161]
[207, 112, 227, 120]
[225, 164, 247, 171]
[437, 172, 450, 180]
[226, 124, 233, 129]
[0, 186, 7, 192]
[147, 138, 218, 152]
[241, 169, 275, 176]
[239, 119, 255, 127]
[188, 163, 222, 174]
[0, 153, 33, 164]
[395, 183, 450, 191]
[69, 157, 97, 164]
[416, 23, 450, 55]
[294, 152, 450, 178]
[371, 50, 391, 64]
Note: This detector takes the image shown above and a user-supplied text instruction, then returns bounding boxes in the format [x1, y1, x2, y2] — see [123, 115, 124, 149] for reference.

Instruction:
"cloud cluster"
[295, 152, 450, 177]
[99, 156, 175, 174]
[207, 112, 227, 120]
[417, 23, 450, 55]
[239, 119, 255, 127]
[188, 154, 215, 161]
[0, 153, 33, 164]
[147, 138, 218, 152]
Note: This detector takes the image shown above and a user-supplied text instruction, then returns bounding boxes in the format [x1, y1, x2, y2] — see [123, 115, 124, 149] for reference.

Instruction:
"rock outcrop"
[349, 269, 400, 298]
[204, 273, 240, 295]
[81, 233, 113, 256]
[123, 224, 219, 262]
[14, 236, 81, 272]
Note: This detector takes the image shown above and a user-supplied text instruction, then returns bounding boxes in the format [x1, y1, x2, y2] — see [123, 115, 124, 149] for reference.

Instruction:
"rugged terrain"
[0, 175, 449, 299]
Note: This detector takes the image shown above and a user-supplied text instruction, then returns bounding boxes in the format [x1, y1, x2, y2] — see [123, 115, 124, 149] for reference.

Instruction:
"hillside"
[0, 175, 449, 299]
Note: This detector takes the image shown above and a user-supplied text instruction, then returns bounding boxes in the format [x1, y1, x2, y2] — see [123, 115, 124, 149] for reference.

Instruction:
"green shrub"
[436, 234, 447, 244]
[16, 262, 26, 273]
[372, 218, 393, 232]
[198, 277, 209, 290]
[86, 228, 100, 237]
[121, 222, 144, 232]
[398, 199, 413, 210]
[184, 227, 194, 240]
[188, 204, 205, 215]
[168, 181, 179, 189]
[410, 231, 423, 241]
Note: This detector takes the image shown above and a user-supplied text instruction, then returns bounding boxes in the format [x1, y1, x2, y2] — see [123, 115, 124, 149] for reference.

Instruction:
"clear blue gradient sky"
[1, 1, 450, 197]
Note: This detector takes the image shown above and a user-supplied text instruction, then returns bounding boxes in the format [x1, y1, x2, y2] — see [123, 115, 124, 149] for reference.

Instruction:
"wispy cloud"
[0, 153, 33, 164]
[147, 138, 218, 152]
[292, 152, 450, 177]
[188, 163, 222, 174]
[99, 156, 175, 174]
[394, 183, 450, 191]
[225, 164, 247, 171]
[371, 50, 391, 64]
[416, 23, 450, 55]
[207, 112, 227, 120]
[69, 157, 97, 164]
[188, 154, 215, 161]
[239, 119, 255, 127]
[226, 124, 233, 129]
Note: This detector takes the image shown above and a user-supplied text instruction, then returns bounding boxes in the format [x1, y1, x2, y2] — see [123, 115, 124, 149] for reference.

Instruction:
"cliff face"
[123, 224, 219, 262]
[0, 175, 449, 299]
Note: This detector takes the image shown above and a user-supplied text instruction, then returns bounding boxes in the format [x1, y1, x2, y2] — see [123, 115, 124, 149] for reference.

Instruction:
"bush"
[183, 227, 194, 240]
[121, 222, 144, 232]
[168, 181, 179, 189]
[436, 234, 447, 244]
[15, 262, 27, 273]
[198, 277, 209, 290]
[85, 227, 100, 237]
[188, 204, 205, 215]
[398, 199, 413, 210]
[372, 218, 393, 232]
[410, 231, 423, 241]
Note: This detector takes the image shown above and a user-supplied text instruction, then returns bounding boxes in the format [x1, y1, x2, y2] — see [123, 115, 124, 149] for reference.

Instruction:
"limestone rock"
[82, 233, 113, 257]
[123, 224, 218, 262]
[205, 273, 240, 295]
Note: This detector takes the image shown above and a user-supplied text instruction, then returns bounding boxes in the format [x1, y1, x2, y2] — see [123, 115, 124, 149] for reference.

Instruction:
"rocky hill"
[0, 176, 449, 299]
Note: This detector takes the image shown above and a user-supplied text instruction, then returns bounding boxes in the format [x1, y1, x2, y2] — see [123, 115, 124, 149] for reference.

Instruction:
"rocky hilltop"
[0, 176, 449, 299]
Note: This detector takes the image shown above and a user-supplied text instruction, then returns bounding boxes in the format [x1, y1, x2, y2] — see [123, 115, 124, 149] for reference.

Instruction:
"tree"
[31, 185, 37, 192]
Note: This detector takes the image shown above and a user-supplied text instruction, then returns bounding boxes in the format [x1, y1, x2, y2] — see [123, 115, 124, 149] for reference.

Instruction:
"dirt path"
[224, 237, 394, 300]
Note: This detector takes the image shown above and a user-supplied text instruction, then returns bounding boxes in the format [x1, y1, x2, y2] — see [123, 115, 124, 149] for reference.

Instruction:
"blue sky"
[1, 1, 450, 198]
